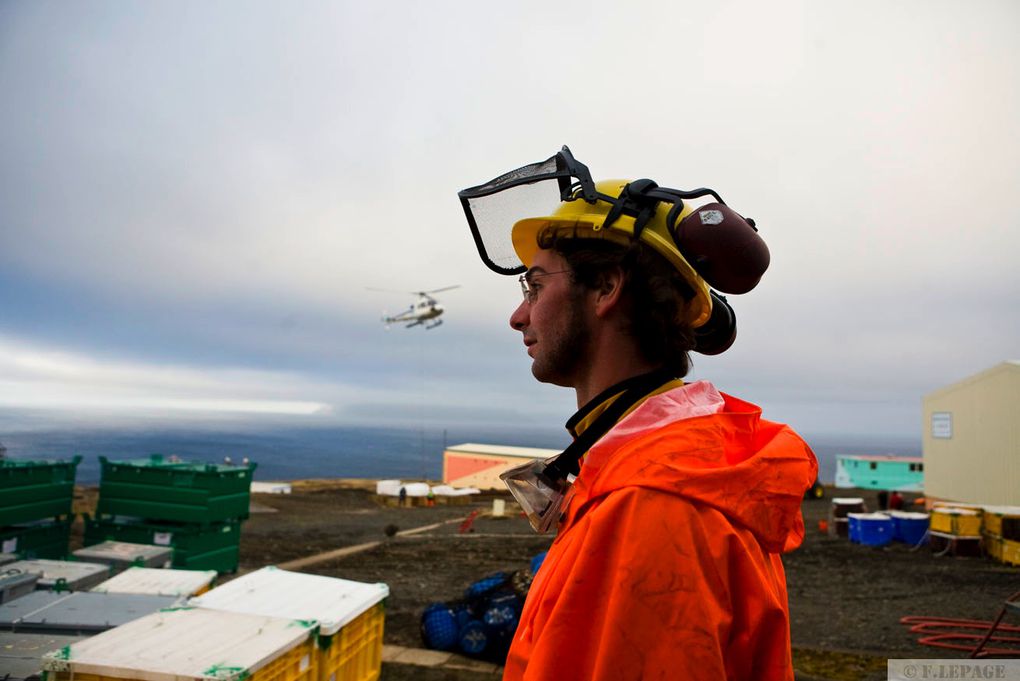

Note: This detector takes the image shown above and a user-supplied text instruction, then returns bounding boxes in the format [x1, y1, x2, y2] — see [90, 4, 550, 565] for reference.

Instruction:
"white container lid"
[376, 480, 402, 496]
[42, 607, 313, 680]
[832, 497, 865, 505]
[74, 541, 172, 562]
[5, 560, 110, 587]
[189, 566, 388, 635]
[402, 482, 430, 497]
[932, 507, 980, 516]
[92, 567, 217, 597]
[431, 485, 481, 496]
[888, 511, 929, 520]
[251, 481, 292, 494]
[933, 502, 982, 511]
[847, 512, 891, 521]
[982, 505, 1020, 516]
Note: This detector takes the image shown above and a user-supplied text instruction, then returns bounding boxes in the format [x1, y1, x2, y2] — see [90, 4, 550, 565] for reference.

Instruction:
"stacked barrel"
[982, 506, 1020, 566]
[0, 456, 80, 560]
[83, 454, 256, 574]
[828, 497, 866, 537]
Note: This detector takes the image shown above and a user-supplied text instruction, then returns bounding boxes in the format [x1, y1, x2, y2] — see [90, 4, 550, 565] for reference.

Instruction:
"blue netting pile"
[420, 551, 548, 662]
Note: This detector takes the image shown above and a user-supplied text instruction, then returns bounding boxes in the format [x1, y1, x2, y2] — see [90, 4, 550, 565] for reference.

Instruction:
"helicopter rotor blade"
[367, 285, 460, 298]
[420, 285, 461, 295]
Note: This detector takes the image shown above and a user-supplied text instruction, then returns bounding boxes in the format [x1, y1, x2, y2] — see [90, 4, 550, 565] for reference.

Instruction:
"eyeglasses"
[518, 270, 571, 304]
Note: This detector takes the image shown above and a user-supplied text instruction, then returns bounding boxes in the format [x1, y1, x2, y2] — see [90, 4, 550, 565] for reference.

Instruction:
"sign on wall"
[931, 412, 953, 439]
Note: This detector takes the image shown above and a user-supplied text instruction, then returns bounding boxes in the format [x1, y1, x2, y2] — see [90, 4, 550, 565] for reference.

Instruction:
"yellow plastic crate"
[984, 533, 1004, 562]
[983, 507, 1020, 538]
[317, 603, 385, 681]
[985, 512, 1003, 537]
[188, 568, 388, 681]
[46, 643, 315, 681]
[43, 608, 317, 681]
[930, 508, 982, 537]
[250, 638, 317, 681]
[1002, 539, 1020, 567]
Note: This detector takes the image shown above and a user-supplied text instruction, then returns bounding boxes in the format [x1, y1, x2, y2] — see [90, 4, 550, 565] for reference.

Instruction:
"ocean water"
[0, 424, 920, 485]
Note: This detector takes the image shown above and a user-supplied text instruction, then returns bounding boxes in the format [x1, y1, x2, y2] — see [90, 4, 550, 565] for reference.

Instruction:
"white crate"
[189, 566, 388, 636]
[42, 607, 314, 680]
[91, 566, 217, 597]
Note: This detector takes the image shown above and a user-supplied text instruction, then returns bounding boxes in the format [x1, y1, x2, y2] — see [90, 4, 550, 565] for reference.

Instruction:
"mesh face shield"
[458, 147, 597, 275]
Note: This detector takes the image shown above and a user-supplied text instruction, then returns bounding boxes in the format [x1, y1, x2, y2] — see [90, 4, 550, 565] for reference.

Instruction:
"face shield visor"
[458, 146, 599, 275]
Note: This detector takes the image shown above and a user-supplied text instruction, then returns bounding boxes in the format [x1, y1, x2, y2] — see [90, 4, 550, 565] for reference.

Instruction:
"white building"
[442, 443, 558, 490]
[922, 361, 1020, 506]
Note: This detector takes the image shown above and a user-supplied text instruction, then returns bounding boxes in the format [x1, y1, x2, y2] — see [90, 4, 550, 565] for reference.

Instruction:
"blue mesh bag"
[459, 620, 489, 655]
[465, 571, 510, 599]
[420, 603, 459, 651]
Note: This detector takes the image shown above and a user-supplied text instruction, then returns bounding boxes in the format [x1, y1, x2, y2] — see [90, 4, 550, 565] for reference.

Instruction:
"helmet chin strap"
[539, 367, 678, 485]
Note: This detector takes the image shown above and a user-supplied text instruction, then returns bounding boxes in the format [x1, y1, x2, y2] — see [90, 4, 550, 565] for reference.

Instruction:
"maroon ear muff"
[674, 203, 770, 295]
[694, 291, 736, 356]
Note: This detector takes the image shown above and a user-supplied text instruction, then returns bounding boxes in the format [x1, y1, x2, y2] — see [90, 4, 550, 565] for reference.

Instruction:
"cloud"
[0, 0, 1017, 439]
[0, 335, 335, 416]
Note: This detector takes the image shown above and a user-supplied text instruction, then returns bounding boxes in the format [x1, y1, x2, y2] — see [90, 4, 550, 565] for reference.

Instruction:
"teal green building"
[834, 455, 924, 492]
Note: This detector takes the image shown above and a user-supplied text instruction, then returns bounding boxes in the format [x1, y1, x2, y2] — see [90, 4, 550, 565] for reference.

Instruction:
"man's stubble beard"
[531, 288, 592, 388]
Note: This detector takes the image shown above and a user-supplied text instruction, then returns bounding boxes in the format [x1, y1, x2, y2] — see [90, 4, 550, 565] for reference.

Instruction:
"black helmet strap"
[600, 179, 729, 241]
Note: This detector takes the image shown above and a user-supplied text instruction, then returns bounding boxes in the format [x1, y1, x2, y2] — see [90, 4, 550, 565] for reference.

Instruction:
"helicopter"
[374, 286, 460, 330]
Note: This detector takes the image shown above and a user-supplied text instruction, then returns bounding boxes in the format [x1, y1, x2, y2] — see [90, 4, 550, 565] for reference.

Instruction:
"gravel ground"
[72, 482, 1017, 681]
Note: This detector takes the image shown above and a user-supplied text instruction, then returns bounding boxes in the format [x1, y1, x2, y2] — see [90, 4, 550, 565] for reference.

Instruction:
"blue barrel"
[857, 513, 893, 546]
[891, 511, 929, 545]
[847, 513, 864, 543]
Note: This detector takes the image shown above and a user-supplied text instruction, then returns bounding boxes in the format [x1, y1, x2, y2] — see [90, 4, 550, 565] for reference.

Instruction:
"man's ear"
[593, 266, 626, 319]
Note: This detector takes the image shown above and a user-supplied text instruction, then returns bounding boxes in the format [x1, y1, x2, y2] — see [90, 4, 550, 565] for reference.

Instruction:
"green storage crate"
[0, 517, 73, 559]
[84, 515, 242, 573]
[0, 456, 81, 526]
[96, 455, 255, 524]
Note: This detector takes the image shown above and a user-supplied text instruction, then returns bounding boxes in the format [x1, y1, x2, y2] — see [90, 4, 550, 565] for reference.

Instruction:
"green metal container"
[0, 517, 74, 560]
[84, 515, 242, 574]
[0, 456, 81, 526]
[96, 455, 255, 524]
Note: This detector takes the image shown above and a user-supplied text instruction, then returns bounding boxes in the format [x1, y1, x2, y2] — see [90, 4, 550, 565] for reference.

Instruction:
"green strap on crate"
[202, 664, 250, 680]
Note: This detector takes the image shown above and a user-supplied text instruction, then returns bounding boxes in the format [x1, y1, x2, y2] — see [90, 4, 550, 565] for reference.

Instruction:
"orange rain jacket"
[503, 381, 817, 681]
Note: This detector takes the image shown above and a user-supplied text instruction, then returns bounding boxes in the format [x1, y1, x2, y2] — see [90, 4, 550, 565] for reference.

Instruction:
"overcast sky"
[1, 0, 1017, 442]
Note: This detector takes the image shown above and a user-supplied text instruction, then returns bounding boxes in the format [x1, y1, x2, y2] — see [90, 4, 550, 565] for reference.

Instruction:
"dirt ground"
[76, 483, 1019, 681]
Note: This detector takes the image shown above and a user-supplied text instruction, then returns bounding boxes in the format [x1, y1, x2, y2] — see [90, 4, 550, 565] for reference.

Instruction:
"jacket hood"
[572, 381, 818, 553]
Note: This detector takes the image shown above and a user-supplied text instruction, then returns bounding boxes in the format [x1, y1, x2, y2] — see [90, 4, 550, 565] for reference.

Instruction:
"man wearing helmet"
[459, 149, 817, 681]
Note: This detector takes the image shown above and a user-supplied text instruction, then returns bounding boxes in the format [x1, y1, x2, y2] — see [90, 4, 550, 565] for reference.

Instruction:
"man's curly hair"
[536, 230, 697, 377]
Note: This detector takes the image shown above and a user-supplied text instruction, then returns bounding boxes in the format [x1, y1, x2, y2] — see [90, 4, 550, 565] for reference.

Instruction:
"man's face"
[509, 248, 592, 387]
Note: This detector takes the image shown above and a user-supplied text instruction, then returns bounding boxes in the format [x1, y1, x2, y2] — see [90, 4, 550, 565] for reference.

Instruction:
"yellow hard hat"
[511, 180, 713, 328]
